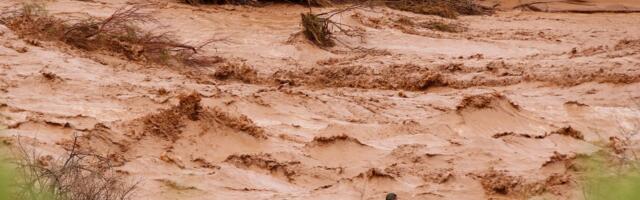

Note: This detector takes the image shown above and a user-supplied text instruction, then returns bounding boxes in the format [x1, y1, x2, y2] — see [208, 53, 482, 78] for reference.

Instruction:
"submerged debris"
[301, 12, 335, 47]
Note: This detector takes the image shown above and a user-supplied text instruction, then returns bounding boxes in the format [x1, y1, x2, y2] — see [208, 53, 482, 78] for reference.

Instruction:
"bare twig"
[1, 3, 220, 66]
[12, 135, 138, 200]
[301, 4, 367, 48]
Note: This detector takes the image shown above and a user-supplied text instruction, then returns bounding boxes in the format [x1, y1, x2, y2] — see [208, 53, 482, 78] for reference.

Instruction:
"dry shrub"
[12, 137, 137, 200]
[1, 4, 217, 66]
[301, 5, 364, 48]
[0, 3, 66, 40]
[385, 0, 490, 19]
[301, 13, 335, 47]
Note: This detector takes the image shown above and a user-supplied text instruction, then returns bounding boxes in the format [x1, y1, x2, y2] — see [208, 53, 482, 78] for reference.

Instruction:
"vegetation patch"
[0, 3, 218, 66]
[4, 137, 138, 200]
[301, 12, 335, 47]
[300, 5, 364, 48]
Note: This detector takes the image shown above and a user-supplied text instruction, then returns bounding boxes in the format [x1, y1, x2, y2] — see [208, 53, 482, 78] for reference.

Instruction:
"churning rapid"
[1, 0, 639, 199]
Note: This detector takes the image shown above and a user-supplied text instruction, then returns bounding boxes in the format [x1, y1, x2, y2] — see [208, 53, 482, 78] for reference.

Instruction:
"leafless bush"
[1, 3, 219, 66]
[0, 3, 66, 40]
[605, 98, 640, 169]
[301, 12, 335, 47]
[301, 5, 365, 48]
[12, 136, 137, 200]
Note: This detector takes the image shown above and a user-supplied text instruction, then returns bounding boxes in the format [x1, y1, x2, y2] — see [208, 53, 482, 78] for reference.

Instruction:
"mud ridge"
[614, 39, 640, 51]
[202, 107, 267, 139]
[477, 169, 541, 197]
[271, 64, 447, 90]
[548, 126, 584, 140]
[479, 169, 572, 198]
[142, 93, 203, 141]
[355, 168, 397, 181]
[492, 131, 543, 139]
[306, 134, 366, 147]
[268, 59, 640, 90]
[542, 151, 576, 167]
[492, 126, 583, 140]
[141, 92, 266, 141]
[224, 153, 300, 181]
[456, 92, 520, 111]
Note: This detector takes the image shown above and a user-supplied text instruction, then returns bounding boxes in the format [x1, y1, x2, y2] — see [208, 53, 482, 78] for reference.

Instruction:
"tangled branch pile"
[11, 137, 137, 200]
[300, 5, 364, 48]
[0, 4, 214, 66]
[301, 13, 335, 47]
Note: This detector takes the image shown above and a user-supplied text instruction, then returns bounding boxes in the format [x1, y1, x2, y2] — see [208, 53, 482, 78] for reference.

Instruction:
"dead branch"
[12, 135, 138, 200]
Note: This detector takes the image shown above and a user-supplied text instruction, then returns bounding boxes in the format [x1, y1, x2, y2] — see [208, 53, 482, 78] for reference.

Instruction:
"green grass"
[581, 157, 640, 200]
[0, 124, 10, 200]
[0, 160, 15, 200]
[0, 154, 55, 200]
[585, 174, 640, 200]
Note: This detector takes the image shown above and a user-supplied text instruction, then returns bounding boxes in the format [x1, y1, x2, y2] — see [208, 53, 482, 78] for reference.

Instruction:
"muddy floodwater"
[1, 0, 640, 199]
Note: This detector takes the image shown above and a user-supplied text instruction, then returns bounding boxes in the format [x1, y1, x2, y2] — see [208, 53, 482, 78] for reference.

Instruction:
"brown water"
[1, 0, 640, 199]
